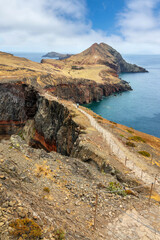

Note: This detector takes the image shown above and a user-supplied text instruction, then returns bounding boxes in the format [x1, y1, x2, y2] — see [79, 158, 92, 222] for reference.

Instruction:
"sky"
[0, 0, 160, 54]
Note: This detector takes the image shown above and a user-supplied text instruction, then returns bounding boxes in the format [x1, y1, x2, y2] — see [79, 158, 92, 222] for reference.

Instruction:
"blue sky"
[0, 0, 160, 54]
[86, 0, 125, 33]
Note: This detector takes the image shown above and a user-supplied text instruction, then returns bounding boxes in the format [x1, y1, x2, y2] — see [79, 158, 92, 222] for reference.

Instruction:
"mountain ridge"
[64, 42, 148, 73]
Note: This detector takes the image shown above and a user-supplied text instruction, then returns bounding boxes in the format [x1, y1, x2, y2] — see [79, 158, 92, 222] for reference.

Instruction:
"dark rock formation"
[44, 79, 131, 104]
[0, 83, 38, 135]
[73, 42, 148, 73]
[0, 82, 80, 154]
[99, 43, 148, 73]
[45, 80, 132, 104]
[42, 52, 73, 60]
[26, 97, 79, 155]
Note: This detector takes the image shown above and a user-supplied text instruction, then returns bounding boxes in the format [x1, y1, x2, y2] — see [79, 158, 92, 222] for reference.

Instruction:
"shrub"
[71, 66, 84, 70]
[109, 121, 117, 125]
[18, 130, 24, 140]
[126, 141, 136, 147]
[9, 218, 42, 239]
[138, 151, 150, 157]
[129, 136, 146, 143]
[120, 134, 124, 138]
[107, 182, 126, 196]
[43, 187, 50, 193]
[127, 129, 134, 134]
[54, 228, 66, 240]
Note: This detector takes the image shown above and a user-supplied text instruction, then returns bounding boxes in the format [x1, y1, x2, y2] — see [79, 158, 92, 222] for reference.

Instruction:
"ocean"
[11, 52, 46, 63]
[85, 55, 160, 138]
[12, 52, 160, 138]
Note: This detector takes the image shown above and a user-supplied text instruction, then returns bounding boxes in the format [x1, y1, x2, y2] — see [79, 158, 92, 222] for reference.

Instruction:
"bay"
[85, 55, 160, 138]
[10, 52, 160, 138]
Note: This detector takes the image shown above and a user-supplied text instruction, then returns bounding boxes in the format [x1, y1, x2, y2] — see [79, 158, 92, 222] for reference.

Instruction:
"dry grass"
[9, 218, 42, 239]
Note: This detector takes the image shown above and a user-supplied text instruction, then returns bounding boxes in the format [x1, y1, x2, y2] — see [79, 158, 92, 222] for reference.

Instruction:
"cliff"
[0, 42, 147, 105]
[51, 42, 147, 73]
[0, 82, 160, 239]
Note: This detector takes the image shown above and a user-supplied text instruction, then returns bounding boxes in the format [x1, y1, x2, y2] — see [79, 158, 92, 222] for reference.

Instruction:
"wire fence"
[77, 106, 160, 192]
[93, 187, 160, 239]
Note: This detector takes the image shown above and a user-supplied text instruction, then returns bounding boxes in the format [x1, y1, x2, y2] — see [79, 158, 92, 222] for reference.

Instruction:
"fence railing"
[77, 106, 160, 192]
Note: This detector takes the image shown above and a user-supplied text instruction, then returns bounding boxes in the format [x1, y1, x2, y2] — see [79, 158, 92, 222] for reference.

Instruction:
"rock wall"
[0, 82, 80, 155]
[0, 83, 38, 135]
[24, 97, 79, 155]
[44, 80, 131, 104]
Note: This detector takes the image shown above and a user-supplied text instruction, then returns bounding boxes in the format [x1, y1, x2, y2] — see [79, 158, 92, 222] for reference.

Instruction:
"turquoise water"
[85, 55, 160, 138]
[11, 52, 160, 138]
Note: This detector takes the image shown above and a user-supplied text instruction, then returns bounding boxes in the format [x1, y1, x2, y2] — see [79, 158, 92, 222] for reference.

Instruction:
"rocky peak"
[72, 43, 148, 73]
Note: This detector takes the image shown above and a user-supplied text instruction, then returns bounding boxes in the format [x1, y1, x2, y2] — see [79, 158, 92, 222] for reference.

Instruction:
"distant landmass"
[0, 42, 148, 105]
[42, 52, 73, 60]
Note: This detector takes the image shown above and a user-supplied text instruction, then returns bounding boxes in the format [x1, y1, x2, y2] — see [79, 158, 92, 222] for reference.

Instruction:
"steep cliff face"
[0, 82, 80, 154]
[65, 42, 148, 73]
[24, 97, 79, 155]
[99, 43, 147, 73]
[44, 79, 131, 104]
[0, 83, 38, 134]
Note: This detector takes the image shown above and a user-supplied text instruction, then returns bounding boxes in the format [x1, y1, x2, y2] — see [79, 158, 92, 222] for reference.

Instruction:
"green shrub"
[54, 228, 65, 240]
[126, 141, 136, 147]
[129, 136, 146, 143]
[43, 187, 50, 193]
[127, 129, 134, 134]
[9, 218, 42, 239]
[18, 130, 24, 140]
[107, 182, 126, 196]
[120, 134, 124, 138]
[138, 151, 150, 157]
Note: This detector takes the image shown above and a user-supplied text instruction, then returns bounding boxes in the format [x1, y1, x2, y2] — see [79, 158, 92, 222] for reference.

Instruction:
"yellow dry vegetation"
[0, 51, 120, 86]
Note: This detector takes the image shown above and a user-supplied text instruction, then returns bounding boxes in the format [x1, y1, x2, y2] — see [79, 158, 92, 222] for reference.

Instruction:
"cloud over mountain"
[0, 0, 160, 53]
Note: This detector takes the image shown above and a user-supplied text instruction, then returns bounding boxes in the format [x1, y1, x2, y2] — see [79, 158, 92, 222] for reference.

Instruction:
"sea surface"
[11, 52, 56, 63]
[11, 53, 160, 138]
[85, 55, 160, 138]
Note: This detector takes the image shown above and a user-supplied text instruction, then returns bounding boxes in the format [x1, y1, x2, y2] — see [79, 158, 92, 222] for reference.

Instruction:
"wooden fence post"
[125, 157, 128, 166]
[154, 175, 157, 189]
[149, 183, 153, 206]
[94, 192, 98, 229]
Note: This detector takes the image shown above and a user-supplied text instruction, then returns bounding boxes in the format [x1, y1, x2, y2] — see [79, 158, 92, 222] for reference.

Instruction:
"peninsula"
[0, 43, 159, 240]
[42, 52, 73, 60]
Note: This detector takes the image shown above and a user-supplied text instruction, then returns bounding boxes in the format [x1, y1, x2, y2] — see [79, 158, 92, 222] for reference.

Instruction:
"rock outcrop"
[0, 42, 148, 106]
[64, 42, 148, 73]
[97, 43, 148, 73]
[42, 52, 73, 59]
[44, 79, 131, 104]
[0, 82, 80, 154]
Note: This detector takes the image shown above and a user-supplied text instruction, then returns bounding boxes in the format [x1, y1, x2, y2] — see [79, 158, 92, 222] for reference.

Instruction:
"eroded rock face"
[0, 83, 38, 135]
[0, 82, 80, 154]
[27, 97, 79, 155]
[44, 80, 131, 104]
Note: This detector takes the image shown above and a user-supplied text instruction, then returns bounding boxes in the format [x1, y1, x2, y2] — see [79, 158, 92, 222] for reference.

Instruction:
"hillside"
[0, 84, 160, 240]
[59, 42, 147, 73]
[0, 43, 159, 239]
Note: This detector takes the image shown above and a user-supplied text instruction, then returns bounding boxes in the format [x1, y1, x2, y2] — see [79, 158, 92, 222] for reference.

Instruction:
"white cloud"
[0, 0, 160, 54]
[0, 0, 92, 52]
[116, 0, 160, 53]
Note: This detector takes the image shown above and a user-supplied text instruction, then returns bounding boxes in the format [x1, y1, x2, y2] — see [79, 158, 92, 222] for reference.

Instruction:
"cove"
[84, 55, 160, 138]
